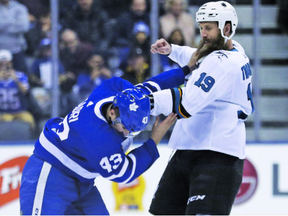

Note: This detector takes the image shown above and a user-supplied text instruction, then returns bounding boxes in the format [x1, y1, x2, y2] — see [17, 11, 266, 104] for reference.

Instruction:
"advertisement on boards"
[0, 143, 287, 215]
[0, 145, 33, 215]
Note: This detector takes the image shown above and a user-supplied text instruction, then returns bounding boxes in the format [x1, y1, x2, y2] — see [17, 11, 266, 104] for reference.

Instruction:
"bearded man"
[148, 1, 254, 215]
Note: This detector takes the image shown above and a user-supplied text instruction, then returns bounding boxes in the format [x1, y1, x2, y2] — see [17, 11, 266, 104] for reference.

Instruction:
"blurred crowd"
[0, 0, 198, 137]
[0, 0, 282, 138]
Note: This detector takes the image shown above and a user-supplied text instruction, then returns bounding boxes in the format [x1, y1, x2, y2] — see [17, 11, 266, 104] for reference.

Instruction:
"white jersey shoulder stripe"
[94, 96, 114, 122]
[145, 81, 161, 92]
[39, 132, 100, 179]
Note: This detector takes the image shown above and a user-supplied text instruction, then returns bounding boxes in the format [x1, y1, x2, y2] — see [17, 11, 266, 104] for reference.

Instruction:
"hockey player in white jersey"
[149, 1, 254, 215]
[19, 67, 192, 215]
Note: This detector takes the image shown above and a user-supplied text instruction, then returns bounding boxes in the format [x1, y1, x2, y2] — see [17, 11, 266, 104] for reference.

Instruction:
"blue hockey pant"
[20, 154, 109, 215]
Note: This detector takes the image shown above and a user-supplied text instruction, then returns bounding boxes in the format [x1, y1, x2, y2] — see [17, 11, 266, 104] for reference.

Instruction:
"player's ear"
[109, 108, 116, 119]
[223, 22, 231, 36]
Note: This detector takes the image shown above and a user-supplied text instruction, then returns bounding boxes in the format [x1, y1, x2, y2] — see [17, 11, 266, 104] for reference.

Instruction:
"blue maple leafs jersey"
[34, 70, 186, 184]
[0, 71, 29, 113]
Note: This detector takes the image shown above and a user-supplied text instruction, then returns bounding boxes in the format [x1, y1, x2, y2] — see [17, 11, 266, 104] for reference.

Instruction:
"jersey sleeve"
[108, 138, 159, 184]
[135, 66, 191, 95]
[85, 136, 159, 184]
[150, 54, 235, 118]
[133, 45, 197, 95]
[168, 44, 197, 67]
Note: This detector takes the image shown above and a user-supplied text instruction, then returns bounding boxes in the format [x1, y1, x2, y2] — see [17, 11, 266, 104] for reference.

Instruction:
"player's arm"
[135, 66, 191, 95]
[96, 114, 177, 184]
[150, 87, 190, 118]
[151, 38, 197, 67]
[168, 44, 197, 67]
[134, 39, 198, 95]
[150, 56, 232, 118]
[135, 50, 199, 96]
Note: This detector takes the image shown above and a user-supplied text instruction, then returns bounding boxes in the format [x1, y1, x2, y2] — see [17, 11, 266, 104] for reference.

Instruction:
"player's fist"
[150, 38, 171, 55]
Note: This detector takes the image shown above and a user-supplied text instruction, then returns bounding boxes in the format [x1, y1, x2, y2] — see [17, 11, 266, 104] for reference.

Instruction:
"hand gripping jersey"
[151, 41, 254, 159]
[33, 70, 186, 184]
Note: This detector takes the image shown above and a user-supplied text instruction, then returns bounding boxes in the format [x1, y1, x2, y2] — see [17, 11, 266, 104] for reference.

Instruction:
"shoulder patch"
[213, 51, 229, 61]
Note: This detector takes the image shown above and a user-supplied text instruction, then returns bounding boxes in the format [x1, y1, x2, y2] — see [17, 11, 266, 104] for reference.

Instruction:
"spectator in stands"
[29, 38, 65, 89]
[58, 0, 77, 21]
[74, 52, 112, 102]
[119, 21, 151, 66]
[59, 29, 94, 77]
[0, 49, 35, 130]
[160, 0, 196, 47]
[120, 51, 149, 85]
[30, 38, 78, 117]
[101, 0, 131, 19]
[0, 0, 30, 73]
[160, 28, 184, 71]
[18, 0, 49, 27]
[25, 11, 59, 58]
[130, 22, 151, 61]
[114, 0, 150, 49]
[61, 0, 113, 53]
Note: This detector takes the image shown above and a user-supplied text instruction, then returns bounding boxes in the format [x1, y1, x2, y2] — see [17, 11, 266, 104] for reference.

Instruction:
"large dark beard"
[195, 32, 229, 61]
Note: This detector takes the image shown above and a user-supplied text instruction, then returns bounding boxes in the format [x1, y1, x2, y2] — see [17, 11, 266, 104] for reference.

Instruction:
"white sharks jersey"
[151, 41, 254, 159]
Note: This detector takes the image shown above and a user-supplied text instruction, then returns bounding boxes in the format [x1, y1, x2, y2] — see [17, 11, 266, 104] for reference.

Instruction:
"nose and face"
[131, 0, 147, 16]
[194, 21, 230, 60]
[108, 103, 132, 137]
[199, 22, 220, 47]
[0, 61, 12, 80]
[111, 119, 130, 137]
[170, 0, 185, 17]
[61, 30, 78, 52]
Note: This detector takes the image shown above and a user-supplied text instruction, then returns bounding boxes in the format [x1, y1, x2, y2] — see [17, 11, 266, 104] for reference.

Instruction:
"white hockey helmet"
[196, 1, 238, 40]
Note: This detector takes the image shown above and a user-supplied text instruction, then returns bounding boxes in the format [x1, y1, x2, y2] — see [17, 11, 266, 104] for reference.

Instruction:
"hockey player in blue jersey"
[19, 65, 192, 215]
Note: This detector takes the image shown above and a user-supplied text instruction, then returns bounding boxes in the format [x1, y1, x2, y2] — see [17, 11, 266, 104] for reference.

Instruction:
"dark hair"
[111, 104, 120, 118]
[87, 50, 108, 63]
[167, 28, 186, 46]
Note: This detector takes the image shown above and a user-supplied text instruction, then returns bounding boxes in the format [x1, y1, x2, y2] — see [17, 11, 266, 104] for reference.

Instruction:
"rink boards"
[0, 143, 287, 215]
